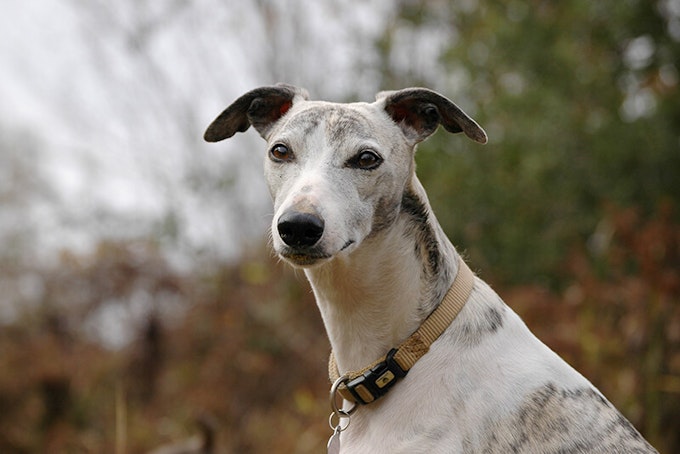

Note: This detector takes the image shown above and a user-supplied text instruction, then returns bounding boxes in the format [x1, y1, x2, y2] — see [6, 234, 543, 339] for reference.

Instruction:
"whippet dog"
[204, 85, 657, 453]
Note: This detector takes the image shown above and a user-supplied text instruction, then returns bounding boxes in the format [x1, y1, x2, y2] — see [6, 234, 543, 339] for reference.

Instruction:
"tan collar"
[328, 257, 475, 405]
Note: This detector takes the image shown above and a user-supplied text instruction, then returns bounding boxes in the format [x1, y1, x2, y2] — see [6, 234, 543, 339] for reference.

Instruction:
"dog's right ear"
[204, 84, 309, 142]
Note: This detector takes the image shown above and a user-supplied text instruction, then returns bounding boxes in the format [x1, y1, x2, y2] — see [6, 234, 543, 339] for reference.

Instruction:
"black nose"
[277, 211, 325, 247]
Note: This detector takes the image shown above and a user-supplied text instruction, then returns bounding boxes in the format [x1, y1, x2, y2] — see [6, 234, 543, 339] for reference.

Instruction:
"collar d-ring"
[329, 374, 357, 432]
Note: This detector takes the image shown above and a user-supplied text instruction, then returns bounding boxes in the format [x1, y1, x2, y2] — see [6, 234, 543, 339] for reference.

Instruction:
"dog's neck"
[305, 176, 460, 373]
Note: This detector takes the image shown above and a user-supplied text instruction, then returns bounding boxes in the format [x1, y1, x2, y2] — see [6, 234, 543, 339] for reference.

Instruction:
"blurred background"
[1, 0, 678, 452]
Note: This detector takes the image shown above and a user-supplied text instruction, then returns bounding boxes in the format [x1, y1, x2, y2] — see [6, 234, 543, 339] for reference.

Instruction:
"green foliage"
[388, 0, 680, 285]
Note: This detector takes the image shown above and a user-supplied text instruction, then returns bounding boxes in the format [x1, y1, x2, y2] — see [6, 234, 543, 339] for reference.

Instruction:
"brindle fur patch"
[325, 108, 373, 145]
[400, 188, 441, 279]
[482, 383, 656, 453]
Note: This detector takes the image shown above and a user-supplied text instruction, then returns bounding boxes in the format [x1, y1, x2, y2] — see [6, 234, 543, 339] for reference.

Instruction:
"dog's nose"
[277, 211, 324, 247]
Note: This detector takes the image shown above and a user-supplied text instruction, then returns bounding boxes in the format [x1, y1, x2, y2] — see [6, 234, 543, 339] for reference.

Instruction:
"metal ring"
[328, 374, 358, 433]
[330, 374, 358, 417]
[328, 411, 351, 432]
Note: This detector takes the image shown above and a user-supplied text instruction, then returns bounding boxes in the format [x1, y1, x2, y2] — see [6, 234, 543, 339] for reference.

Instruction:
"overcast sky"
[0, 0, 397, 266]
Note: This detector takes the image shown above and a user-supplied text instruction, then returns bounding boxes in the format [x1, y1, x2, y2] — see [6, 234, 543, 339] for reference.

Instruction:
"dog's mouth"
[279, 240, 355, 268]
[279, 247, 331, 267]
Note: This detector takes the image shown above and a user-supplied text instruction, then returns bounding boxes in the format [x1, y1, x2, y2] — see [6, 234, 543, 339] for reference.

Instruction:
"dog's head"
[205, 84, 486, 268]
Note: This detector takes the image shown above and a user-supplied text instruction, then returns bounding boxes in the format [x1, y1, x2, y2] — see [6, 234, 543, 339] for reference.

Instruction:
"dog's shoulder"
[430, 278, 658, 453]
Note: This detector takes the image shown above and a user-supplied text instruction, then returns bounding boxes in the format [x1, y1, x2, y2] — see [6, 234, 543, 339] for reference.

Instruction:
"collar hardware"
[342, 348, 407, 404]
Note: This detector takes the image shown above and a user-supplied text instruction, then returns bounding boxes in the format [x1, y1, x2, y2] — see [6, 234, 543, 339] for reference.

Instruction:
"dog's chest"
[332, 294, 602, 453]
[332, 315, 518, 453]
[338, 395, 464, 454]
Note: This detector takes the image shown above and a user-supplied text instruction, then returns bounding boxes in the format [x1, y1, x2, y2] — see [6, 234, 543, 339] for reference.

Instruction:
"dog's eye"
[348, 150, 382, 170]
[269, 144, 294, 162]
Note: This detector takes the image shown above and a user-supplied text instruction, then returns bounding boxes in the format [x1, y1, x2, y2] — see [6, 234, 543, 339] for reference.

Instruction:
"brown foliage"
[0, 204, 677, 452]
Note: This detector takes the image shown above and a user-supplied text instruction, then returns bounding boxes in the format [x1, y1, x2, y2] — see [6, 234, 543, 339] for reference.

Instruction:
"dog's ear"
[204, 84, 309, 142]
[378, 88, 487, 145]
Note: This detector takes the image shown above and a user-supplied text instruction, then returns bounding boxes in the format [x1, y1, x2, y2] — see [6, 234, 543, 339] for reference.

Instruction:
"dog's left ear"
[379, 88, 487, 145]
[204, 84, 309, 142]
